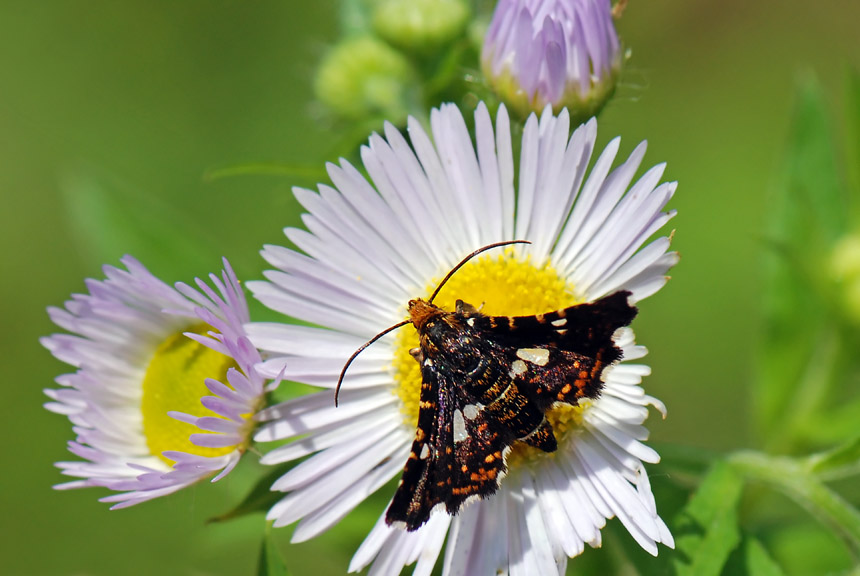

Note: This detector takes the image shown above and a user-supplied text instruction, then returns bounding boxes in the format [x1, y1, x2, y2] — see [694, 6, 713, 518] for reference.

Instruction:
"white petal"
[552, 136, 620, 271]
[495, 105, 516, 239]
[254, 389, 396, 441]
[474, 102, 504, 241]
[269, 430, 409, 527]
[292, 443, 408, 542]
[534, 462, 585, 558]
[575, 440, 662, 554]
[407, 115, 470, 255]
[272, 413, 401, 490]
[520, 473, 564, 574]
[261, 411, 397, 465]
[514, 113, 540, 243]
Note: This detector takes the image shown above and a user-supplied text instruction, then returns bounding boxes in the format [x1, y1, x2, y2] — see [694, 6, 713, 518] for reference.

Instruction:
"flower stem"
[728, 450, 860, 561]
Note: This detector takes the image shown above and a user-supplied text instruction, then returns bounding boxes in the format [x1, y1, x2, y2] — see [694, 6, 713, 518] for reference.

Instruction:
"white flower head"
[249, 102, 677, 574]
[42, 257, 276, 508]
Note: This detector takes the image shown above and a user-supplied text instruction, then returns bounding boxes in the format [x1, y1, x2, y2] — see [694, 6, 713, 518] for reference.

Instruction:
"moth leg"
[409, 347, 424, 364]
[519, 420, 557, 452]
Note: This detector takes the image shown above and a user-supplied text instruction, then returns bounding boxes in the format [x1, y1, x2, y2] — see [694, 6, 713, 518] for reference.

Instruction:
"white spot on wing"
[467, 318, 475, 327]
[509, 359, 527, 378]
[424, 358, 433, 367]
[419, 444, 430, 459]
[517, 347, 550, 366]
[453, 409, 468, 443]
[551, 318, 566, 327]
[463, 404, 480, 420]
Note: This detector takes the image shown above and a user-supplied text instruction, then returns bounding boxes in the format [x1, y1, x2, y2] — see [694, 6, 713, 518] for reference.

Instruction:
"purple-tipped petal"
[43, 257, 274, 508]
[483, 0, 622, 116]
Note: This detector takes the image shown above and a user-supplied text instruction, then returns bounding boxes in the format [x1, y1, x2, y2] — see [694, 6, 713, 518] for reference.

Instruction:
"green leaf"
[257, 525, 289, 576]
[209, 464, 290, 524]
[730, 451, 860, 560]
[60, 173, 214, 273]
[756, 75, 848, 447]
[743, 538, 786, 576]
[796, 397, 860, 446]
[807, 435, 860, 480]
[723, 537, 786, 576]
[671, 461, 744, 576]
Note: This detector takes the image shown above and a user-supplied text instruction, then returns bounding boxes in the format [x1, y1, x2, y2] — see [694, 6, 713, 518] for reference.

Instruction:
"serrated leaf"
[756, 75, 847, 443]
[209, 464, 290, 524]
[672, 461, 744, 576]
[257, 526, 289, 576]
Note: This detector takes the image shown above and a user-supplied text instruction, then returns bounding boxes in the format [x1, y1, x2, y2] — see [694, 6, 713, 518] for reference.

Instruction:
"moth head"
[334, 240, 531, 406]
[407, 298, 442, 330]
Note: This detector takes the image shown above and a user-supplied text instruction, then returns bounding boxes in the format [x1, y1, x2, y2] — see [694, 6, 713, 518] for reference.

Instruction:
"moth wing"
[386, 360, 452, 530]
[444, 383, 511, 514]
[473, 290, 638, 406]
[386, 361, 510, 529]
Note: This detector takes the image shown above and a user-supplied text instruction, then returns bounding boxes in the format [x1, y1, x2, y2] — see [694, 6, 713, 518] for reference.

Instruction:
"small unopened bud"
[482, 0, 622, 120]
[314, 36, 415, 124]
[373, 0, 470, 55]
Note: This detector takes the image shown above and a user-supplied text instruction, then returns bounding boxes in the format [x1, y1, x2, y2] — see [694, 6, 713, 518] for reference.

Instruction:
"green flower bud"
[314, 35, 415, 124]
[372, 0, 470, 55]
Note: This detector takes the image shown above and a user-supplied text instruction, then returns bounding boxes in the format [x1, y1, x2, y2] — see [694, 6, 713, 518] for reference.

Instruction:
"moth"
[335, 241, 637, 531]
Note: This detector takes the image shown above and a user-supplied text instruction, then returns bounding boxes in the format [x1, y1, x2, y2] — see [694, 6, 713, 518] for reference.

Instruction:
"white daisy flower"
[249, 102, 677, 574]
[43, 257, 276, 508]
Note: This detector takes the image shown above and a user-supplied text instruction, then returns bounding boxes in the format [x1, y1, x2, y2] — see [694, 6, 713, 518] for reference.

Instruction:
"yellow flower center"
[391, 252, 588, 469]
[141, 324, 240, 466]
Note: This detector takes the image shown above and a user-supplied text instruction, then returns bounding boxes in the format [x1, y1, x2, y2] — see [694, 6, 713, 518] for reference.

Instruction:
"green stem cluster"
[728, 451, 860, 561]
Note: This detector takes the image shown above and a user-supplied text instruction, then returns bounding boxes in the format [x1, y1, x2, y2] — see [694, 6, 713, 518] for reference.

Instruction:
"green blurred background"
[2, 1, 859, 574]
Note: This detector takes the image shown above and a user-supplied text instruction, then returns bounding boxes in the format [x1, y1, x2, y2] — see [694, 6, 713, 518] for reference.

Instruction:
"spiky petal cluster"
[482, 0, 621, 119]
[43, 257, 275, 508]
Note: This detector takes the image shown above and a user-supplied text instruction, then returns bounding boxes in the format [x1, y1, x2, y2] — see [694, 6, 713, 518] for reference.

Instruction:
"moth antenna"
[337, 240, 529, 406]
[428, 240, 531, 304]
[335, 320, 410, 406]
